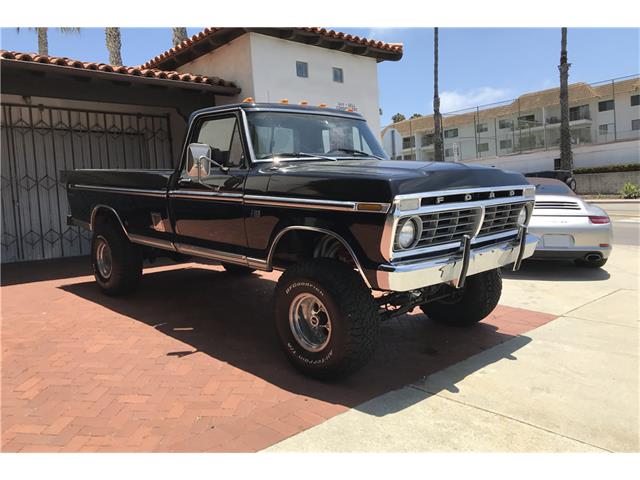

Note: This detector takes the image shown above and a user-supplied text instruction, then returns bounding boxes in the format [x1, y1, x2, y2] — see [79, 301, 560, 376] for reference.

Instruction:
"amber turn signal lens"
[242, 97, 254, 103]
[356, 203, 385, 212]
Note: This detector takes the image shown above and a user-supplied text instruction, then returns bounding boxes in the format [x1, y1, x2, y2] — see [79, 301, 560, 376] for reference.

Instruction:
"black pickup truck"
[65, 102, 538, 379]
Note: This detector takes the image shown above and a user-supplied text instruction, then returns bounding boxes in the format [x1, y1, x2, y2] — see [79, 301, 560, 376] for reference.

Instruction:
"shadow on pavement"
[502, 259, 610, 282]
[60, 265, 533, 416]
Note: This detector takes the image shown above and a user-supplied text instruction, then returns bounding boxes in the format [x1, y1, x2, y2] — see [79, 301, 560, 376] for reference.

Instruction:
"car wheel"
[420, 268, 502, 327]
[91, 220, 142, 296]
[274, 259, 379, 379]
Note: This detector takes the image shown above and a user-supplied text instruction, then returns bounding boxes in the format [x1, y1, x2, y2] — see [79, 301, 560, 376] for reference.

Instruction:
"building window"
[444, 128, 458, 138]
[598, 99, 614, 112]
[402, 137, 415, 149]
[499, 139, 512, 150]
[477, 142, 489, 153]
[296, 61, 308, 78]
[569, 104, 590, 121]
[332, 67, 344, 83]
[518, 114, 535, 128]
[632, 119, 640, 131]
[445, 147, 454, 157]
[421, 133, 434, 146]
[598, 124, 609, 134]
[476, 123, 488, 133]
[498, 119, 513, 129]
[632, 94, 640, 107]
[403, 154, 416, 160]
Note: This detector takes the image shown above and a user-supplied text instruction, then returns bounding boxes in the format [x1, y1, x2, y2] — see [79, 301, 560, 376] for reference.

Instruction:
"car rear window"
[532, 182, 576, 196]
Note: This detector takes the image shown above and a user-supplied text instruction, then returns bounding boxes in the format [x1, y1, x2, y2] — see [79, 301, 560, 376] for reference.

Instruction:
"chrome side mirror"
[186, 143, 212, 180]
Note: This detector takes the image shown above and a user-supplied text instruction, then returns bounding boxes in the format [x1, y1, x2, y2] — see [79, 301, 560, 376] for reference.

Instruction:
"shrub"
[574, 163, 640, 174]
[620, 182, 640, 199]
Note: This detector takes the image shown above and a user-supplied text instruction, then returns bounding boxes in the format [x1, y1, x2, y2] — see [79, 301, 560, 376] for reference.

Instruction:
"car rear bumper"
[374, 233, 538, 292]
[528, 218, 612, 260]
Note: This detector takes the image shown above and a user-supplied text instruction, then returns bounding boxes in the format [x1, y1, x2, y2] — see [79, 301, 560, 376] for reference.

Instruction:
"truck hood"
[261, 159, 530, 203]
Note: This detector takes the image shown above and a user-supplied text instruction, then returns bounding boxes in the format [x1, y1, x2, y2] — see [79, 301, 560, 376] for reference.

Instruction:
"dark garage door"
[1, 103, 174, 263]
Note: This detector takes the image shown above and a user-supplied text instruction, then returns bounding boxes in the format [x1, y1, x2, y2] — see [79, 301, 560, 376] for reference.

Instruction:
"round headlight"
[397, 217, 420, 249]
[517, 205, 529, 226]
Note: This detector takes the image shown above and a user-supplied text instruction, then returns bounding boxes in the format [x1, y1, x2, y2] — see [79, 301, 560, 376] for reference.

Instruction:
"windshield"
[246, 111, 388, 160]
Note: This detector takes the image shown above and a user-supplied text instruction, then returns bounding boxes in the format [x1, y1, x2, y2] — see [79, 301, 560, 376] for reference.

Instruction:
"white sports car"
[527, 177, 613, 268]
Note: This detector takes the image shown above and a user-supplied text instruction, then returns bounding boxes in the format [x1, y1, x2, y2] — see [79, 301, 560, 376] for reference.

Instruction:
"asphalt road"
[589, 202, 640, 247]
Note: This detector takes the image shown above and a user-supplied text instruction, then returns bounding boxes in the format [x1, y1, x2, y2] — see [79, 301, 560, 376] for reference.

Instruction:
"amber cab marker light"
[300, 100, 309, 105]
[242, 97, 254, 103]
[280, 99, 289, 104]
[318, 103, 328, 108]
[589, 215, 610, 224]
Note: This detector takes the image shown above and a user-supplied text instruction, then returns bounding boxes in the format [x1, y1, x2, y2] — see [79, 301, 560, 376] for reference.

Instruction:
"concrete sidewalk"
[266, 245, 639, 452]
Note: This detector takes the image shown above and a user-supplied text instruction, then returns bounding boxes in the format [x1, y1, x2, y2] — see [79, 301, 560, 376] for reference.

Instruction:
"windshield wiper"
[326, 148, 385, 161]
[268, 152, 338, 162]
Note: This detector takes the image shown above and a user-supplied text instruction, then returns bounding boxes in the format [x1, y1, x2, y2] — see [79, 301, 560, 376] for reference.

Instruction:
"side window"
[191, 116, 244, 173]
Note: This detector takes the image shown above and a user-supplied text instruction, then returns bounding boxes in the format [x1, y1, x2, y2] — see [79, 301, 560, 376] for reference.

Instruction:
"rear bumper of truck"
[374, 233, 538, 292]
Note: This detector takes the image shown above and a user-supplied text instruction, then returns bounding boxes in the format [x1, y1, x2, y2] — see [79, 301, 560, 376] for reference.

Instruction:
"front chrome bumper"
[375, 233, 539, 292]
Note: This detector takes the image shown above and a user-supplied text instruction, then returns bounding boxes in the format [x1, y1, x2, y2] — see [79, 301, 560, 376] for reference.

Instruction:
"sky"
[1, 27, 638, 126]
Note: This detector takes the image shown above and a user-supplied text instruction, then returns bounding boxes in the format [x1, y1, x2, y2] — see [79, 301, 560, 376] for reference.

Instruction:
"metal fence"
[1, 103, 174, 263]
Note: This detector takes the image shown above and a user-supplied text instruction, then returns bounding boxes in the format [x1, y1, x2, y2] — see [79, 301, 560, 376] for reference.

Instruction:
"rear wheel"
[274, 259, 379, 379]
[221, 262, 256, 275]
[91, 220, 142, 296]
[420, 268, 502, 327]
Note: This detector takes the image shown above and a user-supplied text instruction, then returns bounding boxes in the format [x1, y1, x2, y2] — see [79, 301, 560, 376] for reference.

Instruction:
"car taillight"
[589, 215, 610, 224]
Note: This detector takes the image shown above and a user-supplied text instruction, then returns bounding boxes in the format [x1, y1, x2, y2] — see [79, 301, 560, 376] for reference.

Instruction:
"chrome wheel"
[288, 293, 332, 352]
[95, 236, 113, 279]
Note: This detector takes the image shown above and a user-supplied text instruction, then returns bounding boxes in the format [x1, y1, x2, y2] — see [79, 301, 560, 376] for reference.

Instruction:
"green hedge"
[574, 163, 640, 174]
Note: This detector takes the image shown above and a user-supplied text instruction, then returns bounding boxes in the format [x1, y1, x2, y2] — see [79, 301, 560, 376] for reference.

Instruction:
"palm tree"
[105, 28, 123, 66]
[391, 113, 406, 123]
[433, 27, 444, 162]
[172, 28, 188, 46]
[16, 27, 80, 56]
[558, 27, 573, 172]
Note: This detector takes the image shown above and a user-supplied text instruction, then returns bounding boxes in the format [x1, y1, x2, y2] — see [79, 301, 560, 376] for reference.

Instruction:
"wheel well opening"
[92, 207, 125, 234]
[271, 230, 357, 271]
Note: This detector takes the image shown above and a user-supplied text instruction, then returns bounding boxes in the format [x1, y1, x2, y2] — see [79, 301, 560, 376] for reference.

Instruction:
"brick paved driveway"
[1, 258, 555, 452]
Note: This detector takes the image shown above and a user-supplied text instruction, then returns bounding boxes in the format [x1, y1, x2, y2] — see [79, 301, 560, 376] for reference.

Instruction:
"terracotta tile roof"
[143, 27, 403, 70]
[0, 50, 238, 89]
[383, 78, 639, 137]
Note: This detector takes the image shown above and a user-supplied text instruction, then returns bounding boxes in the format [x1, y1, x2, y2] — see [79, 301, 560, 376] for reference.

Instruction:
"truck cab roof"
[189, 102, 365, 122]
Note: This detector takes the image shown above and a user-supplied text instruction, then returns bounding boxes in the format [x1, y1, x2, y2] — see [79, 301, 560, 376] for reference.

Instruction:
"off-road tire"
[575, 257, 608, 268]
[91, 221, 142, 296]
[221, 262, 256, 275]
[420, 268, 502, 327]
[274, 259, 379, 380]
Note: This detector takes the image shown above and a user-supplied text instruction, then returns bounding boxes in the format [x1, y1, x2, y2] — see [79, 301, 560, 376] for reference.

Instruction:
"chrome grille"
[478, 202, 525, 236]
[413, 208, 479, 248]
[534, 200, 580, 210]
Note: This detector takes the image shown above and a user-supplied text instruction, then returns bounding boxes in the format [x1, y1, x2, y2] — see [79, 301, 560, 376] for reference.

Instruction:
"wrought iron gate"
[1, 103, 174, 263]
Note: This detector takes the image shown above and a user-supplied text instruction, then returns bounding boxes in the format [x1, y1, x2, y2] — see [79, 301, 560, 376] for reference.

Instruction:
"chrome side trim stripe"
[244, 195, 390, 214]
[168, 190, 243, 202]
[174, 243, 247, 265]
[72, 184, 166, 198]
[129, 234, 177, 251]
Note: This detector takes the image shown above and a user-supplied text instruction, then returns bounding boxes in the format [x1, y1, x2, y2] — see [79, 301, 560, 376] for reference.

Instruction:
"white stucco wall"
[179, 33, 255, 107]
[178, 32, 383, 137]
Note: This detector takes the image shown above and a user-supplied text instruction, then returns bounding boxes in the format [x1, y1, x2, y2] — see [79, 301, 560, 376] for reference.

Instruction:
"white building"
[382, 76, 640, 173]
[145, 28, 403, 136]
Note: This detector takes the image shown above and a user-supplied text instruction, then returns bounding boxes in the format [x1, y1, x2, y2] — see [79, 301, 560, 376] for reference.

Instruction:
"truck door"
[169, 112, 249, 262]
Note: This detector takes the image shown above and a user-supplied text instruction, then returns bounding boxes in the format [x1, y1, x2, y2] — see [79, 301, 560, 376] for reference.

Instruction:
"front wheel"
[274, 259, 379, 379]
[420, 268, 502, 327]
